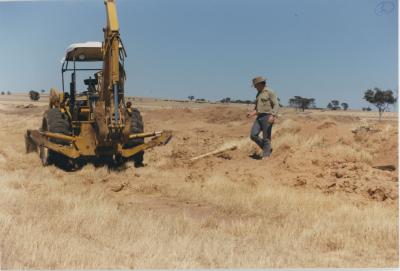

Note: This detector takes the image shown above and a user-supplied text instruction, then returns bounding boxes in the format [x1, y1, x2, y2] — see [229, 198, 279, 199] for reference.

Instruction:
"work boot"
[261, 156, 270, 161]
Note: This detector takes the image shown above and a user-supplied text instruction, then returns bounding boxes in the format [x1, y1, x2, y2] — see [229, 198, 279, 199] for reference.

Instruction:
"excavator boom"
[102, 0, 124, 128]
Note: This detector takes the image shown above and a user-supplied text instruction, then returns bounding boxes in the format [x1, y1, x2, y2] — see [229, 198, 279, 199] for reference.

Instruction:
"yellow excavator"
[25, 0, 172, 168]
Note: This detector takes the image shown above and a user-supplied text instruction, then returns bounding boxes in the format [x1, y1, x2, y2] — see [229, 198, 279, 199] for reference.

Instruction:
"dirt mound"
[252, 113, 398, 202]
[153, 107, 399, 203]
[204, 106, 247, 124]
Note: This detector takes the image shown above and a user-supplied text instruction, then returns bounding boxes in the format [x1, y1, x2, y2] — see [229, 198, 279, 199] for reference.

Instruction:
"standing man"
[247, 76, 279, 160]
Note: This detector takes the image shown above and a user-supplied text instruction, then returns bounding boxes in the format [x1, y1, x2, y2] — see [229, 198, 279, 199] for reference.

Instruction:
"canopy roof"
[63, 41, 103, 62]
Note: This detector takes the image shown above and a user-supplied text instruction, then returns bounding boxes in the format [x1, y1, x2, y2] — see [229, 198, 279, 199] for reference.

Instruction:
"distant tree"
[6, 91, 11, 95]
[195, 98, 206, 102]
[331, 100, 341, 110]
[220, 97, 231, 103]
[308, 98, 316, 109]
[229, 99, 251, 104]
[188, 95, 195, 101]
[41, 89, 46, 93]
[288, 96, 315, 111]
[341, 102, 349, 111]
[0, 91, 4, 95]
[29, 90, 40, 101]
[231, 99, 254, 105]
[327, 103, 333, 110]
[364, 87, 396, 120]
[289, 98, 296, 108]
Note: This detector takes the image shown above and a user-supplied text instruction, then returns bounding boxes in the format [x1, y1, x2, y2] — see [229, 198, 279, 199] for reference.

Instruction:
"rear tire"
[125, 108, 144, 166]
[42, 108, 71, 145]
[40, 108, 71, 166]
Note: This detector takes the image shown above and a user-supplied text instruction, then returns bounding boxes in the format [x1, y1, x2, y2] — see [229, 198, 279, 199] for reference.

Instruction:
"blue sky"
[0, 0, 397, 109]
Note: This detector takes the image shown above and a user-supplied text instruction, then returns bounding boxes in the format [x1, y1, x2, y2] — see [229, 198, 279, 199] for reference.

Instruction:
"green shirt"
[255, 87, 279, 115]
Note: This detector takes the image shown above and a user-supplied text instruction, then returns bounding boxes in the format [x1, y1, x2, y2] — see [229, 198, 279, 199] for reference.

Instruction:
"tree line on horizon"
[23, 87, 396, 119]
[188, 87, 396, 120]
[286, 87, 396, 120]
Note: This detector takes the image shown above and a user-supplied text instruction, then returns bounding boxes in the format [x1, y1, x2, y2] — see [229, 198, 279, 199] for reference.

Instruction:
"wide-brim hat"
[252, 76, 266, 86]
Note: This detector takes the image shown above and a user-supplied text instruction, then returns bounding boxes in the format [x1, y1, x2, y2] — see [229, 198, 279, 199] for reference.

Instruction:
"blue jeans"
[250, 114, 273, 157]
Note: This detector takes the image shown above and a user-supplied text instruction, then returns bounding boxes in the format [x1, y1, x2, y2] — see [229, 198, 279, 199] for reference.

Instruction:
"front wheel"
[40, 108, 71, 167]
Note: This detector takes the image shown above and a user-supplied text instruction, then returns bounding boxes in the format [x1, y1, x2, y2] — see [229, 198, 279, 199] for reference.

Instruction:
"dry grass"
[327, 145, 373, 164]
[0, 165, 397, 268]
[0, 101, 398, 268]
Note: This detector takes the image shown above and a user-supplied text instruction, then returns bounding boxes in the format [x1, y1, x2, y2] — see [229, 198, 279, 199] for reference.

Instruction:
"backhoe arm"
[101, 0, 125, 128]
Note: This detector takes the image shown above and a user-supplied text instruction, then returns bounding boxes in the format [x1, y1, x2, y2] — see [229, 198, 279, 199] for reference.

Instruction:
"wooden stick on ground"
[190, 146, 237, 162]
